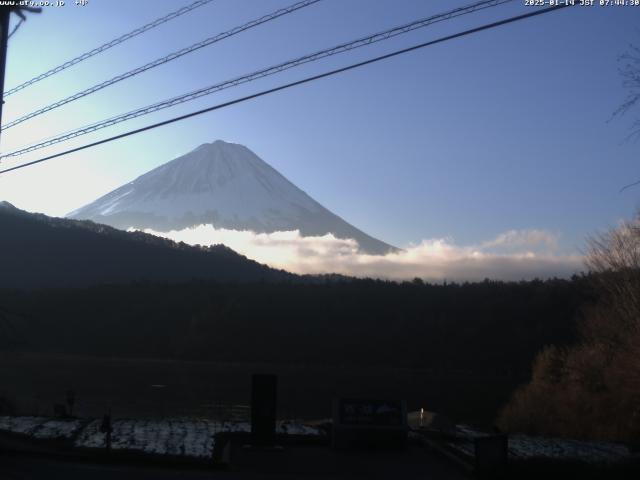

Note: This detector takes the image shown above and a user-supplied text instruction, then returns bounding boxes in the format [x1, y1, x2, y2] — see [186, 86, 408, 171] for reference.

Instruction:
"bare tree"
[498, 214, 640, 441]
[585, 214, 640, 340]
[615, 44, 640, 191]
[614, 44, 640, 122]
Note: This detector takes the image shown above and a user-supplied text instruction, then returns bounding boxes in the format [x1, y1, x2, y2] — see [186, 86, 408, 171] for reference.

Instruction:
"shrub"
[497, 215, 640, 442]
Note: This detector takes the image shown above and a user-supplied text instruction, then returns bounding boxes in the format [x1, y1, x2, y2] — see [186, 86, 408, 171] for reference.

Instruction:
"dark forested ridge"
[0, 201, 289, 288]
[0, 277, 592, 374]
[0, 201, 594, 424]
[0, 201, 594, 397]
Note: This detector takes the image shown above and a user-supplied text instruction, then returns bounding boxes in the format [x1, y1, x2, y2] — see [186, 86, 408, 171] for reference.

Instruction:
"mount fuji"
[68, 140, 396, 255]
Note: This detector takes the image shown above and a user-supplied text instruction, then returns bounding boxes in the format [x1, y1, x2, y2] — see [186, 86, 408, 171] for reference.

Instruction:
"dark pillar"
[251, 374, 277, 446]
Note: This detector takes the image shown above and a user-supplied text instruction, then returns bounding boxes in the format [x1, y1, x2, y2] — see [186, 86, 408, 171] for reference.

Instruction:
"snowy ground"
[0, 416, 83, 438]
[1, 415, 632, 466]
[446, 424, 631, 465]
[0, 416, 323, 460]
[74, 418, 227, 458]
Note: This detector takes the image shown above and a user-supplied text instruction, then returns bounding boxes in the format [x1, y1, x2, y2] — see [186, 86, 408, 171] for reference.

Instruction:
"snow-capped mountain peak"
[68, 140, 395, 255]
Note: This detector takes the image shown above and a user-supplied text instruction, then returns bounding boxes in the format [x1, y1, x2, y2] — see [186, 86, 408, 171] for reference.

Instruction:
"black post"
[250, 374, 277, 446]
[0, 7, 10, 146]
[100, 412, 112, 452]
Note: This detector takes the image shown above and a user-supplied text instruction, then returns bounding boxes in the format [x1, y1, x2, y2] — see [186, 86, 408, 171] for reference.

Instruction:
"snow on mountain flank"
[68, 140, 396, 255]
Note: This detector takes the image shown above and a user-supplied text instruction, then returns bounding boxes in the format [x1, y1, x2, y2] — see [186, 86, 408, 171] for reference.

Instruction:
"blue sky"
[1, 0, 639, 263]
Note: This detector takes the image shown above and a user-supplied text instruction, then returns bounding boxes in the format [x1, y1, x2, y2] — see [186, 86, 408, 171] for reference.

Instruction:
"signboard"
[337, 399, 405, 427]
[333, 398, 407, 449]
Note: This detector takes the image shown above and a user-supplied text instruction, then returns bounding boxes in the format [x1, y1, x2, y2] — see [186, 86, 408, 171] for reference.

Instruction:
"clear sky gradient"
[1, 0, 639, 258]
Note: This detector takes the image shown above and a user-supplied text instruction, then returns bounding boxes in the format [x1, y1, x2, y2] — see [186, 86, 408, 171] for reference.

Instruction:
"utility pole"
[0, 6, 41, 148]
[0, 7, 10, 147]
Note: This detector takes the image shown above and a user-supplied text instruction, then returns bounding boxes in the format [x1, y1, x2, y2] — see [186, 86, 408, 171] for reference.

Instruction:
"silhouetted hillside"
[0, 201, 289, 288]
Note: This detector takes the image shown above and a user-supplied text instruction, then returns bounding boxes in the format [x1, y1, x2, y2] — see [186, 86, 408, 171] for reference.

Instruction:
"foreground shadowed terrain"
[0, 276, 591, 424]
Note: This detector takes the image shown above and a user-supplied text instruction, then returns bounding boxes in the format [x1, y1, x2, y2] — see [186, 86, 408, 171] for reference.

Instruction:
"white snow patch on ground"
[75, 419, 216, 457]
[277, 420, 321, 436]
[446, 424, 630, 465]
[0, 416, 49, 435]
[74, 418, 321, 459]
[32, 419, 83, 439]
[74, 419, 105, 448]
[0, 416, 82, 439]
[0, 415, 322, 458]
[507, 434, 629, 464]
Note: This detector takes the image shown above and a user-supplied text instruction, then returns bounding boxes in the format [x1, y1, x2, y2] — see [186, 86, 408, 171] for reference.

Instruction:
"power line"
[2, 0, 321, 130]
[0, 4, 574, 176]
[8, 18, 23, 39]
[3, 0, 216, 97]
[619, 179, 640, 193]
[0, 0, 513, 159]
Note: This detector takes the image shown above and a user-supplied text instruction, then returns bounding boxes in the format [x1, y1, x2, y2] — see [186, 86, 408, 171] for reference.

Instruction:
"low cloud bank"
[141, 225, 583, 281]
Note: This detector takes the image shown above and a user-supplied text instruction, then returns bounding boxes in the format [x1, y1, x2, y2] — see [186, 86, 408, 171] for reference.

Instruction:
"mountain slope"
[0, 201, 287, 289]
[67, 140, 396, 255]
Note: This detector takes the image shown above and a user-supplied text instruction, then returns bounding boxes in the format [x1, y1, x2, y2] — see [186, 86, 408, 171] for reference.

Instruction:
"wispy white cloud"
[140, 225, 583, 281]
[480, 229, 559, 252]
